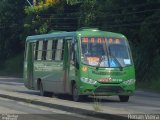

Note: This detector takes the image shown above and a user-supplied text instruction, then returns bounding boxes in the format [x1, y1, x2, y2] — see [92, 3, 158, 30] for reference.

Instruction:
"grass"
[92, 94, 103, 112]
[25, 99, 38, 103]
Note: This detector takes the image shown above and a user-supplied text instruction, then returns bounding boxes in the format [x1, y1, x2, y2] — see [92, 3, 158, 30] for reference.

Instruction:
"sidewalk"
[0, 89, 130, 120]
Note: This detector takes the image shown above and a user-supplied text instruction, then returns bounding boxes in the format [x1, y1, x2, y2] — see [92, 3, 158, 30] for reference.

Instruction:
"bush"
[137, 56, 160, 92]
[0, 54, 24, 77]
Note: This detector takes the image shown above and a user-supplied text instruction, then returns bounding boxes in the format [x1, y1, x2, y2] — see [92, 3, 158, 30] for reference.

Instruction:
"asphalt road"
[0, 77, 160, 115]
[0, 95, 104, 120]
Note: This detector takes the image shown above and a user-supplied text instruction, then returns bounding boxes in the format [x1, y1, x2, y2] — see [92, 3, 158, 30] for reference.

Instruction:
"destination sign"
[81, 37, 125, 44]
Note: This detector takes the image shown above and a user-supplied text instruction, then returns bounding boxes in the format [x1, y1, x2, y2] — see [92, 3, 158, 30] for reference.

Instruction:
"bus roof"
[26, 28, 126, 42]
[26, 31, 76, 42]
[76, 28, 125, 38]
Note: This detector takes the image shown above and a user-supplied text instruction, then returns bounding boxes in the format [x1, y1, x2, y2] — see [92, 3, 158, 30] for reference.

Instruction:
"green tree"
[0, 0, 25, 75]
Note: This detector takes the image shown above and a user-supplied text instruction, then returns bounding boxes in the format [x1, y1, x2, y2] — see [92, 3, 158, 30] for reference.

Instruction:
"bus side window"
[34, 41, 39, 60]
[54, 39, 64, 61]
[52, 40, 58, 60]
[42, 40, 48, 60]
[46, 40, 53, 60]
[24, 43, 28, 61]
[37, 40, 43, 60]
[61, 40, 65, 60]
[70, 42, 76, 65]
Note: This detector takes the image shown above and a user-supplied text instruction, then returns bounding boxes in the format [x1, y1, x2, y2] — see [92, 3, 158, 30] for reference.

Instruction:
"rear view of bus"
[74, 29, 135, 102]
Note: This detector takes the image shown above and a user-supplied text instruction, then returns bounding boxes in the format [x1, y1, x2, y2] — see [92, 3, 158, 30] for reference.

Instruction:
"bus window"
[55, 39, 63, 61]
[37, 41, 43, 60]
[32, 43, 36, 61]
[24, 43, 28, 61]
[34, 41, 39, 60]
[70, 42, 76, 64]
[52, 40, 58, 60]
[52, 39, 64, 61]
[61, 40, 65, 60]
[42, 41, 48, 60]
[46, 40, 53, 60]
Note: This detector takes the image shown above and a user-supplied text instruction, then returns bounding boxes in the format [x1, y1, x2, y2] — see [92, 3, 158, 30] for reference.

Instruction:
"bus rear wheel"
[39, 81, 52, 97]
[119, 95, 129, 102]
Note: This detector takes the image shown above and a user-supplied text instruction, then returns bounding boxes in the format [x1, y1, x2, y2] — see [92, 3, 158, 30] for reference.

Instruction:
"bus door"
[51, 37, 73, 93]
[68, 38, 77, 94]
[43, 38, 66, 93]
[26, 42, 36, 89]
[63, 37, 75, 93]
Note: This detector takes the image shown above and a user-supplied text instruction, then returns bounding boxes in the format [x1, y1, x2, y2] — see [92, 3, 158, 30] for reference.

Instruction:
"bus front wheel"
[119, 95, 129, 102]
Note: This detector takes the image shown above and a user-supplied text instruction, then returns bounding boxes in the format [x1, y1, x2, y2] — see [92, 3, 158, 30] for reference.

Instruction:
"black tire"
[39, 81, 52, 97]
[57, 94, 72, 100]
[119, 95, 129, 102]
[72, 84, 81, 102]
[81, 95, 89, 101]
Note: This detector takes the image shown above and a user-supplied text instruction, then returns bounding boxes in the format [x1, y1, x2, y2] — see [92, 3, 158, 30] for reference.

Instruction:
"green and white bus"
[24, 28, 135, 102]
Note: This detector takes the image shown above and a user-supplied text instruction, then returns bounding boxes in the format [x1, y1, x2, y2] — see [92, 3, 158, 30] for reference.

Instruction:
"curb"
[0, 93, 128, 120]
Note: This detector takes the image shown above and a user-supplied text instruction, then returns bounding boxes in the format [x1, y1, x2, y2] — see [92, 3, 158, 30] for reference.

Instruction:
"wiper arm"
[108, 47, 123, 71]
[96, 56, 104, 70]
[112, 55, 123, 71]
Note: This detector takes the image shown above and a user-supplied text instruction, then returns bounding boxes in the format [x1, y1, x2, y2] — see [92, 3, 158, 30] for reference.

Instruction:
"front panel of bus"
[77, 35, 135, 96]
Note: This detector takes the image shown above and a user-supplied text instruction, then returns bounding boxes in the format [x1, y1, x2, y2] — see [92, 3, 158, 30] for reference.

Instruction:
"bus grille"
[95, 86, 124, 93]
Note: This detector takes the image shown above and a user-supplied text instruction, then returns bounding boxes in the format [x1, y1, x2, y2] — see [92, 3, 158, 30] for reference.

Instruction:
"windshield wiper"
[96, 56, 104, 70]
[96, 39, 110, 70]
[108, 47, 123, 71]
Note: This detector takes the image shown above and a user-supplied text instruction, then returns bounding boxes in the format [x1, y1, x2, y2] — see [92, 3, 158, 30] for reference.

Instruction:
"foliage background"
[0, 0, 159, 91]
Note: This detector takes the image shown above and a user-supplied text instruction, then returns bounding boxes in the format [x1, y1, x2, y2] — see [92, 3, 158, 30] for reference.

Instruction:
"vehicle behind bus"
[24, 28, 135, 102]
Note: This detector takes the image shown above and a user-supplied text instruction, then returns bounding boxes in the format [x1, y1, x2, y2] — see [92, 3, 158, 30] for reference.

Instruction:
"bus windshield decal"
[87, 57, 100, 66]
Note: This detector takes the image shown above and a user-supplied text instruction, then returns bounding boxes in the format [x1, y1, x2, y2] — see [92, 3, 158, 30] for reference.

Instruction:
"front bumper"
[79, 83, 135, 96]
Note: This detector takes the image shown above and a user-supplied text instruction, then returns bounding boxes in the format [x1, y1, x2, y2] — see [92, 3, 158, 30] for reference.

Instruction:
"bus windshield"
[81, 37, 132, 68]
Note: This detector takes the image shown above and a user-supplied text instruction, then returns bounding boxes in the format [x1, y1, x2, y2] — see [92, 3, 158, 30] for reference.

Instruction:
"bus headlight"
[80, 77, 97, 84]
[123, 79, 136, 85]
